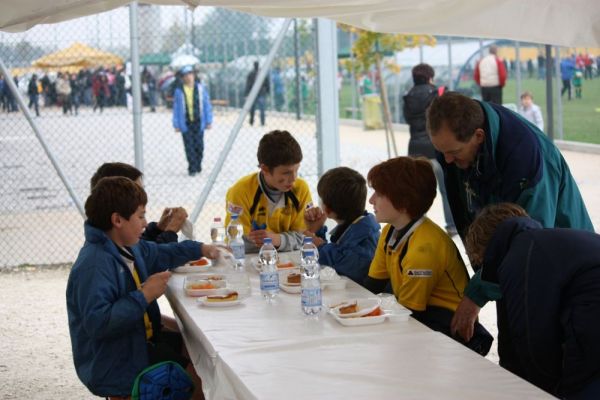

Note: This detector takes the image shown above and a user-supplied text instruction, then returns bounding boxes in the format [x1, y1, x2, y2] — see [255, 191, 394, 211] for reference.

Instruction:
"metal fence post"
[315, 18, 340, 175]
[129, 1, 144, 171]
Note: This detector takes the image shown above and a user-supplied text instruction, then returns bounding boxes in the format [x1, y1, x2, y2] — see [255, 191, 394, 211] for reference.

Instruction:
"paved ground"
[0, 113, 598, 399]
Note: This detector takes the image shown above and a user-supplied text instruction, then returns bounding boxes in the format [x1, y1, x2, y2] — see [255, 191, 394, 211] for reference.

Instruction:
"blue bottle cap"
[263, 238, 272, 244]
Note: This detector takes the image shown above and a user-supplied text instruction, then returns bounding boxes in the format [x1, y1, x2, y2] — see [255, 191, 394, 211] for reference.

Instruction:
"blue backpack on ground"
[131, 361, 194, 400]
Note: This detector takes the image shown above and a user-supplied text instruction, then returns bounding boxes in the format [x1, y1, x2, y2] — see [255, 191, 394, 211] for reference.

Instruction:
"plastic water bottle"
[300, 236, 319, 265]
[227, 215, 245, 267]
[210, 217, 226, 245]
[259, 238, 279, 300]
[300, 237, 321, 315]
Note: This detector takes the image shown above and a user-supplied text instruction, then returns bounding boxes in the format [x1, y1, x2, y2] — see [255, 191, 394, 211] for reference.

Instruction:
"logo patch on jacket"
[407, 269, 432, 278]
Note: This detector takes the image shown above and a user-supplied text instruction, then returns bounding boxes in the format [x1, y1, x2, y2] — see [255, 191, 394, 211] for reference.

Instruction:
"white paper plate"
[328, 310, 387, 326]
[329, 298, 381, 318]
[184, 275, 228, 297]
[174, 258, 213, 273]
[321, 278, 347, 290]
[279, 282, 301, 294]
[197, 292, 242, 307]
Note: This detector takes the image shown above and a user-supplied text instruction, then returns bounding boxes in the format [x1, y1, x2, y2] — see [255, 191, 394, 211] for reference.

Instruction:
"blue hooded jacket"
[66, 222, 201, 397]
[317, 212, 380, 285]
[172, 82, 213, 133]
[481, 217, 600, 396]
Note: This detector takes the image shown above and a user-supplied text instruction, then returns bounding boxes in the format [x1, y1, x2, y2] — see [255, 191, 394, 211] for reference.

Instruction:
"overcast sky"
[0, 5, 203, 50]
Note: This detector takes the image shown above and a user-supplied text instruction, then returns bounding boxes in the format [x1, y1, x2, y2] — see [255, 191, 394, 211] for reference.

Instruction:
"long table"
[166, 256, 551, 400]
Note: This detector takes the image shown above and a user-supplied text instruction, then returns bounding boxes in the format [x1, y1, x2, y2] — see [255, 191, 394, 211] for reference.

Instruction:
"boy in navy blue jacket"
[66, 176, 218, 398]
[304, 167, 380, 285]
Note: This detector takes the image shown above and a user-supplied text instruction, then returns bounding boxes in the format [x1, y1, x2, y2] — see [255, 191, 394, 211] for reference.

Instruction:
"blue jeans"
[430, 158, 455, 231]
[181, 125, 204, 174]
[250, 95, 266, 126]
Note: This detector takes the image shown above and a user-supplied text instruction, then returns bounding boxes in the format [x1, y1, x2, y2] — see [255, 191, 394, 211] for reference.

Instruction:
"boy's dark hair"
[520, 90, 533, 100]
[426, 92, 485, 142]
[85, 176, 148, 231]
[367, 157, 436, 219]
[317, 167, 367, 221]
[412, 63, 435, 85]
[91, 162, 143, 189]
[257, 130, 303, 170]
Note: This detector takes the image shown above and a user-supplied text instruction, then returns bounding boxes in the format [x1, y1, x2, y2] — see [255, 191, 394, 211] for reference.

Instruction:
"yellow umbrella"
[31, 42, 123, 69]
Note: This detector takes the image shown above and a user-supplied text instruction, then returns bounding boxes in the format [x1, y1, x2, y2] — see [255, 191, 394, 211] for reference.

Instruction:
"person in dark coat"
[27, 74, 40, 117]
[402, 63, 455, 235]
[465, 203, 600, 399]
[245, 61, 270, 126]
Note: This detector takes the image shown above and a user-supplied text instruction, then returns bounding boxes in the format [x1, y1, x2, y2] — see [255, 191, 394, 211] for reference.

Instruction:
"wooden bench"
[344, 106, 360, 118]
[211, 99, 229, 108]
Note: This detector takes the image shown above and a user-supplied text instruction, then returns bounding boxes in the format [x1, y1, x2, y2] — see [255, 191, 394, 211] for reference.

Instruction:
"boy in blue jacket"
[172, 65, 213, 176]
[303, 167, 380, 285]
[66, 176, 219, 398]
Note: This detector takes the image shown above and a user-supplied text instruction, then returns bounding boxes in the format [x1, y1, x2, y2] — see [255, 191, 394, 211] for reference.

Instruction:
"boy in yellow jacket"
[225, 130, 312, 252]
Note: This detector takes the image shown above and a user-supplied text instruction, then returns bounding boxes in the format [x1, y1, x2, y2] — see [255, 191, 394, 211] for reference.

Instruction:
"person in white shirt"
[519, 91, 544, 131]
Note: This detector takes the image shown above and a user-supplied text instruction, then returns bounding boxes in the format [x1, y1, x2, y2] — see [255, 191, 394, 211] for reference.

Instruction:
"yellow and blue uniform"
[225, 172, 312, 251]
[368, 217, 468, 312]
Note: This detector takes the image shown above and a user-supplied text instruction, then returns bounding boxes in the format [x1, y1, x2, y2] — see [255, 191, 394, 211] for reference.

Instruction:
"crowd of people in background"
[0, 66, 163, 116]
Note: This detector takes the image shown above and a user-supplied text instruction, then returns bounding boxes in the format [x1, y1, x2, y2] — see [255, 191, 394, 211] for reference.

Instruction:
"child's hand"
[304, 206, 327, 233]
[141, 271, 171, 303]
[200, 243, 221, 260]
[248, 230, 281, 248]
[157, 208, 172, 231]
[164, 207, 188, 232]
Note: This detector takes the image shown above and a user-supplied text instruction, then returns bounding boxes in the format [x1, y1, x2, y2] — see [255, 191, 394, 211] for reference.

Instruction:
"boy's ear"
[259, 164, 271, 176]
[111, 212, 123, 228]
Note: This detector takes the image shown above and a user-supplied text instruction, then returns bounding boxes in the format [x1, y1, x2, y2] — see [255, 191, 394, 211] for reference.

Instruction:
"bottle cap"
[263, 237, 272, 244]
[231, 214, 239, 220]
[303, 236, 313, 244]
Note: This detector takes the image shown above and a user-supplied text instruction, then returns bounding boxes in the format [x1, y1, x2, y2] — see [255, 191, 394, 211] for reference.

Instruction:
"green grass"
[502, 77, 600, 144]
[338, 77, 600, 144]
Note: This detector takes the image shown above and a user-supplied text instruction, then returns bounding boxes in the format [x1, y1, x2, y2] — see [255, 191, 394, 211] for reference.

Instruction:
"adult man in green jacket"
[426, 92, 593, 374]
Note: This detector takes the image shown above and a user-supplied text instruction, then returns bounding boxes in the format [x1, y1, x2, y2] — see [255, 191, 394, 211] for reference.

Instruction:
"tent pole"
[129, 1, 144, 171]
[515, 41, 522, 105]
[554, 46, 564, 140]
[0, 58, 85, 218]
[189, 19, 293, 224]
[544, 44, 554, 141]
[315, 18, 341, 174]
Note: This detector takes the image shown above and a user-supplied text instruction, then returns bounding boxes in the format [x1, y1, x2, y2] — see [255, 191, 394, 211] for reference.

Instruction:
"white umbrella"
[170, 54, 200, 69]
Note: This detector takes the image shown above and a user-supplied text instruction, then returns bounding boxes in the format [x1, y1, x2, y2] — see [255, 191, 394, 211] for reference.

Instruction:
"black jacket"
[482, 217, 600, 397]
[402, 83, 438, 159]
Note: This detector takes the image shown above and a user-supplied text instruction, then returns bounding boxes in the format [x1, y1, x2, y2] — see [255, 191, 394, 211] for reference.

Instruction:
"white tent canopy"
[1, 0, 599, 47]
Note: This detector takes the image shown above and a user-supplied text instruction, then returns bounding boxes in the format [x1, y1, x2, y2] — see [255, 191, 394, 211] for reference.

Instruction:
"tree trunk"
[375, 53, 398, 157]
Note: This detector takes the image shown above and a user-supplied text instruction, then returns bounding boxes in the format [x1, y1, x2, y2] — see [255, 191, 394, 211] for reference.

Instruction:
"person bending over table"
[225, 130, 312, 252]
[363, 157, 492, 355]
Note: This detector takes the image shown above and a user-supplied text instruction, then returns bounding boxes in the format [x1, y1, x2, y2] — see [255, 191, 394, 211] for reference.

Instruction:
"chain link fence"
[0, 6, 320, 267]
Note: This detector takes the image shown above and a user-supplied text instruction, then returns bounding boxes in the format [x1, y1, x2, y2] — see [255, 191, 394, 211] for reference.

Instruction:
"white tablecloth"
[166, 254, 551, 400]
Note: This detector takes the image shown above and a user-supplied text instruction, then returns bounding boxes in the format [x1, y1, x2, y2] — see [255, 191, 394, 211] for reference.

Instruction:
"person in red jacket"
[473, 45, 507, 105]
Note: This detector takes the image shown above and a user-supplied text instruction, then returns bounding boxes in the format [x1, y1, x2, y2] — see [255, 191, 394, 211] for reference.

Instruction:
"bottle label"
[302, 250, 315, 258]
[231, 242, 245, 259]
[260, 271, 279, 291]
[301, 287, 322, 308]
